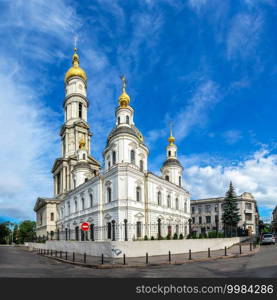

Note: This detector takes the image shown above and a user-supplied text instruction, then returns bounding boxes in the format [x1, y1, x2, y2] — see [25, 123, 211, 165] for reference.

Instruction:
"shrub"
[173, 233, 178, 240]
[179, 233, 184, 240]
[144, 235, 148, 240]
[151, 236, 155, 240]
[166, 234, 171, 240]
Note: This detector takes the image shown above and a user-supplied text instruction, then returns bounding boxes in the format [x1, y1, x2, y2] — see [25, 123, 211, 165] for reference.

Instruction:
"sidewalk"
[31, 242, 259, 269]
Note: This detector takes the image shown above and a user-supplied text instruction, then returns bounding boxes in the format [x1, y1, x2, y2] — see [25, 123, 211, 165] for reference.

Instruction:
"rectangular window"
[191, 206, 195, 214]
[245, 202, 252, 210]
[205, 205, 211, 213]
[199, 216, 202, 224]
[215, 205, 218, 212]
[198, 206, 202, 213]
[136, 222, 142, 238]
[112, 151, 116, 165]
[50, 213, 54, 221]
[206, 216, 211, 224]
[245, 213, 252, 221]
[192, 217, 195, 224]
[79, 103, 82, 118]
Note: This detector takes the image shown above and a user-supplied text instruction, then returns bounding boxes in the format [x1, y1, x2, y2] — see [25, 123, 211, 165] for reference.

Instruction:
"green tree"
[17, 220, 36, 243]
[221, 182, 241, 237]
[0, 223, 11, 244]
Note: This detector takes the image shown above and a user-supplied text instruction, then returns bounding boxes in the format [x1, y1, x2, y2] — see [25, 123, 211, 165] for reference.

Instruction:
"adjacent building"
[34, 49, 190, 241]
[191, 192, 259, 236]
[272, 206, 277, 233]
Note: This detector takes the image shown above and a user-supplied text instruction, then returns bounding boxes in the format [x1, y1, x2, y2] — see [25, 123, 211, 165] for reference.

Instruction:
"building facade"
[272, 206, 277, 233]
[34, 49, 190, 241]
[191, 192, 259, 236]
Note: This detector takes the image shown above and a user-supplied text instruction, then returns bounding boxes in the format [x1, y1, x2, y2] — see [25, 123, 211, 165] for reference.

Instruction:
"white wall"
[26, 237, 245, 258]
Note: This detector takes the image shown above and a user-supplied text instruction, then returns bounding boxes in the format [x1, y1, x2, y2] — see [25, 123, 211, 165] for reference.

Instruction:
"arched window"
[90, 194, 93, 207]
[179, 176, 181, 186]
[67, 202, 70, 215]
[184, 201, 187, 213]
[81, 198, 85, 210]
[139, 160, 144, 172]
[107, 187, 112, 203]
[83, 153, 86, 160]
[85, 178, 88, 182]
[167, 195, 171, 208]
[79, 103, 82, 119]
[168, 150, 171, 157]
[175, 198, 179, 210]
[136, 186, 141, 202]
[126, 115, 129, 124]
[165, 175, 169, 181]
[108, 161, 111, 169]
[117, 116, 120, 125]
[157, 191, 161, 206]
[112, 151, 116, 165]
[51, 213, 54, 221]
[131, 150, 135, 164]
[75, 200, 78, 212]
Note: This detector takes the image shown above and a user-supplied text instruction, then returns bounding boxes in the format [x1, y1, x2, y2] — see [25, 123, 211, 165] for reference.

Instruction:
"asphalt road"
[0, 244, 277, 278]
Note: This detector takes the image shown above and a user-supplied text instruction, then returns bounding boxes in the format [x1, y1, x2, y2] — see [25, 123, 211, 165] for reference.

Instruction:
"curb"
[35, 246, 260, 269]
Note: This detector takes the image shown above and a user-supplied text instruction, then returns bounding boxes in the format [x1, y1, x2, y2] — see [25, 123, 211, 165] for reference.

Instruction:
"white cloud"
[226, 13, 263, 60]
[222, 130, 242, 145]
[183, 148, 277, 214]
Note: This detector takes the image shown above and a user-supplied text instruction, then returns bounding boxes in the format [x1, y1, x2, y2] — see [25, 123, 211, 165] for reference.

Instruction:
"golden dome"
[168, 127, 175, 145]
[118, 75, 130, 107]
[64, 48, 87, 83]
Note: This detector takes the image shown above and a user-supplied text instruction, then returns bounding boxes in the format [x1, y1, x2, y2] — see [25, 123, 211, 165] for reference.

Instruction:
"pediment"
[104, 213, 112, 220]
[134, 212, 144, 218]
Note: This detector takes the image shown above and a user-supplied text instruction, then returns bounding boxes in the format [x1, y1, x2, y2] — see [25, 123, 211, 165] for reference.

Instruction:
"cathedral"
[34, 49, 190, 241]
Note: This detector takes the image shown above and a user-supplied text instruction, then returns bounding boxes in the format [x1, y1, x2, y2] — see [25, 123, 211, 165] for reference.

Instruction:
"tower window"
[112, 151, 116, 165]
[75, 200, 78, 212]
[136, 186, 141, 202]
[139, 160, 144, 172]
[51, 213, 54, 221]
[90, 194, 93, 207]
[81, 198, 85, 210]
[79, 103, 82, 119]
[126, 115, 129, 124]
[157, 191, 161, 206]
[167, 195, 171, 208]
[165, 175, 169, 181]
[118, 117, 120, 125]
[83, 153, 86, 160]
[179, 176, 181, 186]
[175, 198, 179, 210]
[168, 151, 171, 156]
[57, 173, 61, 194]
[107, 187, 112, 203]
[131, 150, 135, 164]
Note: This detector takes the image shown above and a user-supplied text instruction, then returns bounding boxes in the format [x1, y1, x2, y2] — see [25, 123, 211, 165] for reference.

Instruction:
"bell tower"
[52, 48, 100, 197]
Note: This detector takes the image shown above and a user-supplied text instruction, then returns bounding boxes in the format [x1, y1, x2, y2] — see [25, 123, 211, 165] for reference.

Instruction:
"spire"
[118, 75, 130, 108]
[72, 48, 79, 67]
[168, 123, 175, 145]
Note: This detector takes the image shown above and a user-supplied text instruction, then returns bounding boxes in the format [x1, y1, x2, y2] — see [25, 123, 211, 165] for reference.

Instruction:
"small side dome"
[64, 48, 87, 83]
[240, 192, 254, 199]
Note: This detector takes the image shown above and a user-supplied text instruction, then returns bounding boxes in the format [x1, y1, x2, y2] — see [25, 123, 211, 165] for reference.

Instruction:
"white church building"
[34, 49, 191, 241]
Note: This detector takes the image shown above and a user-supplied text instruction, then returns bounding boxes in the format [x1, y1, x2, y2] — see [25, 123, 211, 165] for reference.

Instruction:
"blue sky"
[0, 0, 276, 223]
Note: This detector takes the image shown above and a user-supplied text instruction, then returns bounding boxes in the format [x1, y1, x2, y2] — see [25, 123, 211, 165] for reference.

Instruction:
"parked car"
[261, 233, 275, 245]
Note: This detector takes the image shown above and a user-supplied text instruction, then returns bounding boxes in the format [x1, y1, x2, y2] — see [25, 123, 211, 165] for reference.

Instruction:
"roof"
[106, 125, 146, 147]
[162, 158, 183, 169]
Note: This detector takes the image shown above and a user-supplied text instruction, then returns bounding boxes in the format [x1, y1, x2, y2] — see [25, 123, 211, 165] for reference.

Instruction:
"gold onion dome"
[118, 75, 130, 108]
[65, 48, 87, 83]
[168, 128, 175, 145]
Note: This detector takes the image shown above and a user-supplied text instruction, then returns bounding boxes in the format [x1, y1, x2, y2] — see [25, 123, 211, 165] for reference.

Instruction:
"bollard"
[60, 251, 62, 258]
[208, 248, 211, 258]
[146, 252, 149, 264]
[123, 254, 126, 265]
[47, 249, 49, 255]
[55, 250, 57, 257]
[101, 254, 104, 265]
[65, 252, 67, 260]
[168, 251, 171, 262]
[189, 249, 192, 260]
[73, 252, 75, 262]
[51, 250, 52, 256]
[250, 243, 252, 251]
[239, 244, 242, 254]
[44, 249, 45, 255]
[84, 253, 86, 263]
[224, 246, 227, 256]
